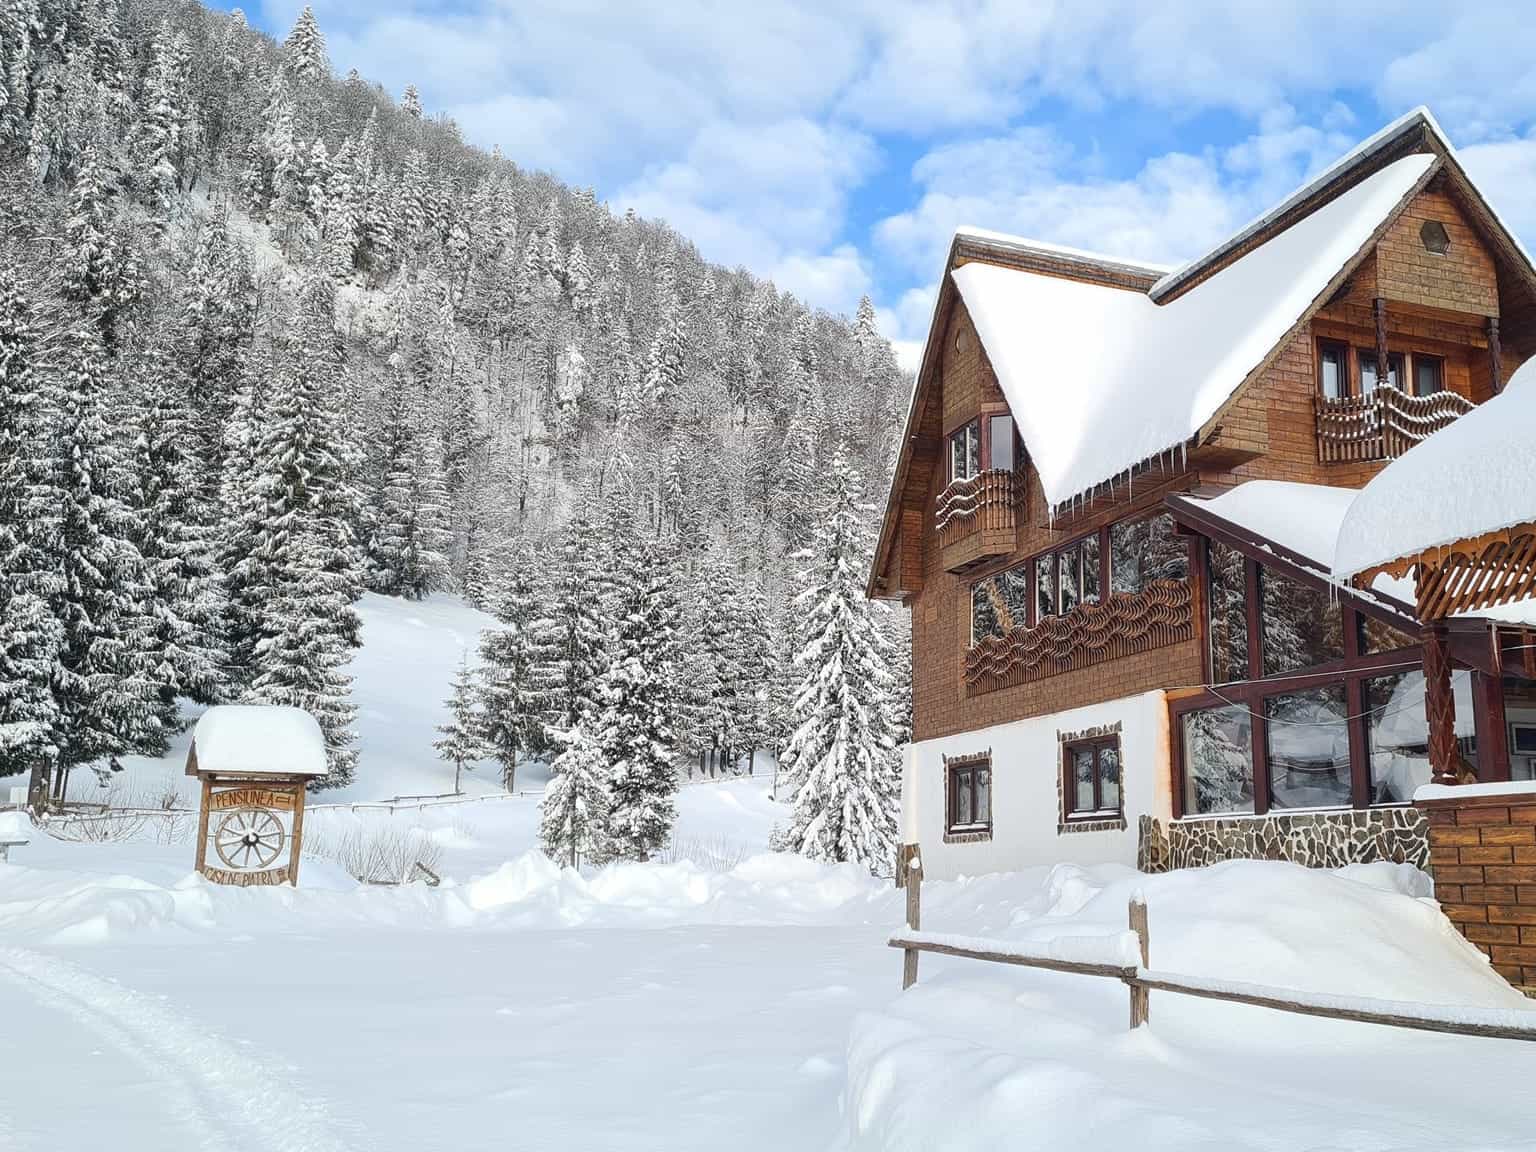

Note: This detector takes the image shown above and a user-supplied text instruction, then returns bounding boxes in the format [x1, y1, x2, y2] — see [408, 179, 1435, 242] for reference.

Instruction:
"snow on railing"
[1316, 385, 1474, 464]
[890, 858, 1536, 1041]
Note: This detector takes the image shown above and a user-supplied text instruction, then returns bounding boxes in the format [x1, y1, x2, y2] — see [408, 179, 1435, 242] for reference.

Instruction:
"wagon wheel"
[214, 808, 286, 870]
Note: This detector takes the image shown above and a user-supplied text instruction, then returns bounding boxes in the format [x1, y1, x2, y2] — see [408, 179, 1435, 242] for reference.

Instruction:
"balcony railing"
[936, 469, 1019, 573]
[1316, 385, 1474, 465]
[965, 578, 1194, 694]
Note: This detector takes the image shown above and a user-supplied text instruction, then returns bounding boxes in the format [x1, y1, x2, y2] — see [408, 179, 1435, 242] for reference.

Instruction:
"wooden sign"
[201, 865, 293, 887]
[208, 787, 296, 812]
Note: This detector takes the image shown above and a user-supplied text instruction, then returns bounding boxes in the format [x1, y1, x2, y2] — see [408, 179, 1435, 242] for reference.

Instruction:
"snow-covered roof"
[1333, 362, 1536, 580]
[954, 154, 1434, 510]
[953, 226, 1175, 277]
[1183, 479, 1536, 628]
[188, 705, 330, 778]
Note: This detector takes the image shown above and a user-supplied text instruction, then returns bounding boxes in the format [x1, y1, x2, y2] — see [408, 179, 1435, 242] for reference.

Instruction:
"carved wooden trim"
[935, 469, 1019, 542]
[965, 579, 1194, 694]
[1315, 383, 1473, 464]
[1354, 521, 1536, 620]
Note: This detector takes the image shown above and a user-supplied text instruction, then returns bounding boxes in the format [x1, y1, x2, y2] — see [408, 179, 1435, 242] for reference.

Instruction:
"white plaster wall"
[901, 689, 1172, 881]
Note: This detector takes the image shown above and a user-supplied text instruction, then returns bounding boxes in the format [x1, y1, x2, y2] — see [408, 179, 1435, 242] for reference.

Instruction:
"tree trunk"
[455, 760, 463, 795]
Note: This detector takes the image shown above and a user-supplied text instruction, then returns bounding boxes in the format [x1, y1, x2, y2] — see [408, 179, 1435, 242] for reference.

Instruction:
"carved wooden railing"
[965, 578, 1193, 693]
[937, 469, 1021, 574]
[1316, 385, 1474, 464]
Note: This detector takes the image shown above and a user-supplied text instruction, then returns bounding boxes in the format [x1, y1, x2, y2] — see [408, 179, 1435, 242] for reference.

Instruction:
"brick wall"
[1377, 188, 1499, 317]
[1421, 790, 1536, 994]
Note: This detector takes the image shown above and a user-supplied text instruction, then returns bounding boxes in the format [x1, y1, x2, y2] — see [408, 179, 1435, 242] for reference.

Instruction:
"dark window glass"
[1081, 533, 1101, 604]
[1358, 351, 1404, 394]
[970, 565, 1030, 643]
[1182, 704, 1254, 815]
[1366, 671, 1431, 804]
[1063, 737, 1122, 819]
[1035, 553, 1055, 622]
[1320, 343, 1347, 400]
[1507, 674, 1536, 782]
[947, 759, 992, 832]
[1266, 685, 1351, 809]
[1059, 545, 1080, 615]
[1109, 513, 1188, 595]
[1260, 566, 1345, 676]
[1208, 542, 1249, 683]
[949, 421, 981, 481]
[1413, 356, 1443, 397]
[1359, 613, 1418, 655]
[988, 415, 1015, 472]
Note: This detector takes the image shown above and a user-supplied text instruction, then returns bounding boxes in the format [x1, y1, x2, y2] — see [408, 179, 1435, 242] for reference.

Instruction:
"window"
[1109, 513, 1188, 595]
[1266, 685, 1350, 809]
[1034, 534, 1101, 621]
[1365, 671, 1431, 804]
[1035, 553, 1055, 622]
[1208, 542, 1249, 684]
[1420, 219, 1451, 254]
[1063, 735, 1122, 821]
[1413, 356, 1443, 397]
[946, 755, 992, 835]
[1181, 703, 1254, 815]
[949, 420, 981, 482]
[1319, 342, 1348, 401]
[971, 564, 1030, 642]
[1359, 613, 1418, 656]
[1358, 350, 1404, 394]
[988, 414, 1017, 473]
[1260, 567, 1344, 677]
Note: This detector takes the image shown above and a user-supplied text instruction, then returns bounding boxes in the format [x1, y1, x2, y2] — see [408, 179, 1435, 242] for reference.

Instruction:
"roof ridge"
[952, 226, 1174, 277]
[1149, 107, 1446, 303]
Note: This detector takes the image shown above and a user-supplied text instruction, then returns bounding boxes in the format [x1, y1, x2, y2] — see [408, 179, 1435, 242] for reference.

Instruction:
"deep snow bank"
[842, 860, 1533, 1152]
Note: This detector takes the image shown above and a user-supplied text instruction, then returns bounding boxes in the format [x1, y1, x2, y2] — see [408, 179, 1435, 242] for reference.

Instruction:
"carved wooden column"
[1423, 623, 1460, 786]
[1488, 316, 1504, 395]
[1374, 298, 1390, 387]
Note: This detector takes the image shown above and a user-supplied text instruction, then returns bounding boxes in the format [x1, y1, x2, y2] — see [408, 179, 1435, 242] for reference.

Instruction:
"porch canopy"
[1333, 362, 1536, 621]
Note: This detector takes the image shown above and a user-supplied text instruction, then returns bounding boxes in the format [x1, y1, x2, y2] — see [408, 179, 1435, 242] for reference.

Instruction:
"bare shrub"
[45, 811, 151, 843]
[654, 833, 750, 873]
[304, 820, 445, 885]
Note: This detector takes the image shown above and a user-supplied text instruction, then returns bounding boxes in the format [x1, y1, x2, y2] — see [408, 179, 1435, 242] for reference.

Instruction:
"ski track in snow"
[0, 947, 358, 1152]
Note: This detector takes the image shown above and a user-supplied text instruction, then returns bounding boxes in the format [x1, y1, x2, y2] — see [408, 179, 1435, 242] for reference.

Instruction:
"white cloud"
[1460, 134, 1536, 251]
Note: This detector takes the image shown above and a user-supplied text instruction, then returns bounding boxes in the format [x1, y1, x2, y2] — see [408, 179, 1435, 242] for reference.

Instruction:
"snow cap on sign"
[189, 705, 330, 777]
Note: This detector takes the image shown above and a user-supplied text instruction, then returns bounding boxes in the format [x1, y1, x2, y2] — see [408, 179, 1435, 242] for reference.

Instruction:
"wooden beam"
[1374, 297, 1390, 386]
[1489, 315, 1504, 394]
[1424, 623, 1460, 785]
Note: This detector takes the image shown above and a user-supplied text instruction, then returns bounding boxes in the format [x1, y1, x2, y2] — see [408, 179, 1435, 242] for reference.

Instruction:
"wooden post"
[193, 776, 212, 877]
[288, 783, 306, 887]
[1489, 316, 1504, 395]
[903, 855, 922, 990]
[1424, 623, 1460, 786]
[1129, 896, 1150, 1028]
[1374, 298, 1390, 389]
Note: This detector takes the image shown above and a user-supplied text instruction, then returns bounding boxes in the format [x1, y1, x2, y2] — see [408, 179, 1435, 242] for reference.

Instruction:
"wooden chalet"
[869, 108, 1536, 884]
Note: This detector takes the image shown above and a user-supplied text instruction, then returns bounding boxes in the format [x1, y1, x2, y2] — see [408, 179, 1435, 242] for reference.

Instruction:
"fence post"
[903, 854, 923, 990]
[1128, 894, 1150, 1028]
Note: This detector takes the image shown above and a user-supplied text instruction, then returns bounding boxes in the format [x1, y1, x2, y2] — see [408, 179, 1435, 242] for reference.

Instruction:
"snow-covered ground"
[4, 800, 1536, 1151]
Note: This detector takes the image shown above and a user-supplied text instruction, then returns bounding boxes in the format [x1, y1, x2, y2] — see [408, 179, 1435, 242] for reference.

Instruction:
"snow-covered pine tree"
[597, 531, 682, 861]
[435, 653, 486, 794]
[61, 147, 141, 345]
[527, 515, 605, 739]
[50, 329, 164, 791]
[0, 272, 63, 780]
[478, 552, 543, 790]
[368, 392, 452, 601]
[282, 6, 329, 89]
[124, 343, 228, 726]
[242, 277, 364, 786]
[540, 720, 611, 868]
[772, 449, 899, 873]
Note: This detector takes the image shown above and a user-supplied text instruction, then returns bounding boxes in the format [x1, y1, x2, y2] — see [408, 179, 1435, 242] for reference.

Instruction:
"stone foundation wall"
[1138, 808, 1430, 873]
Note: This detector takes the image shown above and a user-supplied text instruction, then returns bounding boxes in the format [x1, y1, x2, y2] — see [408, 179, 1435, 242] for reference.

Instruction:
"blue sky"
[229, 2, 1536, 367]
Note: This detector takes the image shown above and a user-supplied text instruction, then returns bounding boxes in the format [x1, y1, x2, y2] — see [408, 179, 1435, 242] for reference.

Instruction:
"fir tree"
[597, 532, 681, 861]
[0, 272, 63, 780]
[540, 721, 610, 869]
[435, 653, 486, 794]
[527, 515, 605, 738]
[773, 450, 898, 872]
[478, 553, 543, 790]
[283, 6, 328, 88]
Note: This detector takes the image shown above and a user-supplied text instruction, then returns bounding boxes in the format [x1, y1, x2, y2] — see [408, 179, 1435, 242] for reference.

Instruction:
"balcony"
[1316, 385, 1474, 465]
[964, 578, 1194, 694]
[936, 469, 1019, 573]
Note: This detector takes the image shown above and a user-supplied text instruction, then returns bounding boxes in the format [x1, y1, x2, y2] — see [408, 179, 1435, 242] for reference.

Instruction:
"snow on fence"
[891, 860, 1536, 1042]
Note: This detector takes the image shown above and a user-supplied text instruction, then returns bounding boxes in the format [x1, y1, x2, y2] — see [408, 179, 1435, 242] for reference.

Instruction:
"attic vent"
[955, 327, 969, 353]
[1420, 219, 1451, 254]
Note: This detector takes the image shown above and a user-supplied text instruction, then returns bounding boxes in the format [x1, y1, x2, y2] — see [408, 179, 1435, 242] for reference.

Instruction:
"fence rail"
[892, 854, 1536, 1042]
[1315, 385, 1474, 464]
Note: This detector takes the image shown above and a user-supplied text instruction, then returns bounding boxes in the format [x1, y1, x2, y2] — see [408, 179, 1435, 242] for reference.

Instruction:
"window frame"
[1412, 354, 1444, 398]
[1317, 339, 1350, 401]
[944, 753, 993, 838]
[948, 418, 982, 483]
[1316, 336, 1455, 402]
[1356, 347, 1405, 395]
[1061, 734, 1123, 823]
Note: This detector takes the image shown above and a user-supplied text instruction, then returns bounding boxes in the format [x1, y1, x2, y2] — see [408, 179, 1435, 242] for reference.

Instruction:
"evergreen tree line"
[0, 1, 911, 870]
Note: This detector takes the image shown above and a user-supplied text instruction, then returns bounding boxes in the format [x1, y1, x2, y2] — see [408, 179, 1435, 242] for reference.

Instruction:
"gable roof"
[955, 153, 1432, 511]
[868, 108, 1536, 600]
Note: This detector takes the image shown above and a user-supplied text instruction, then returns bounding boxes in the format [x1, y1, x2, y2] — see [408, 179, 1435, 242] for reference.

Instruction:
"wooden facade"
[870, 109, 1536, 791]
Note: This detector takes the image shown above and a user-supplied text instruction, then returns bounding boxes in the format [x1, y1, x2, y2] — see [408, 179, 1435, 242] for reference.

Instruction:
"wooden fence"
[1315, 385, 1474, 464]
[891, 857, 1536, 1042]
